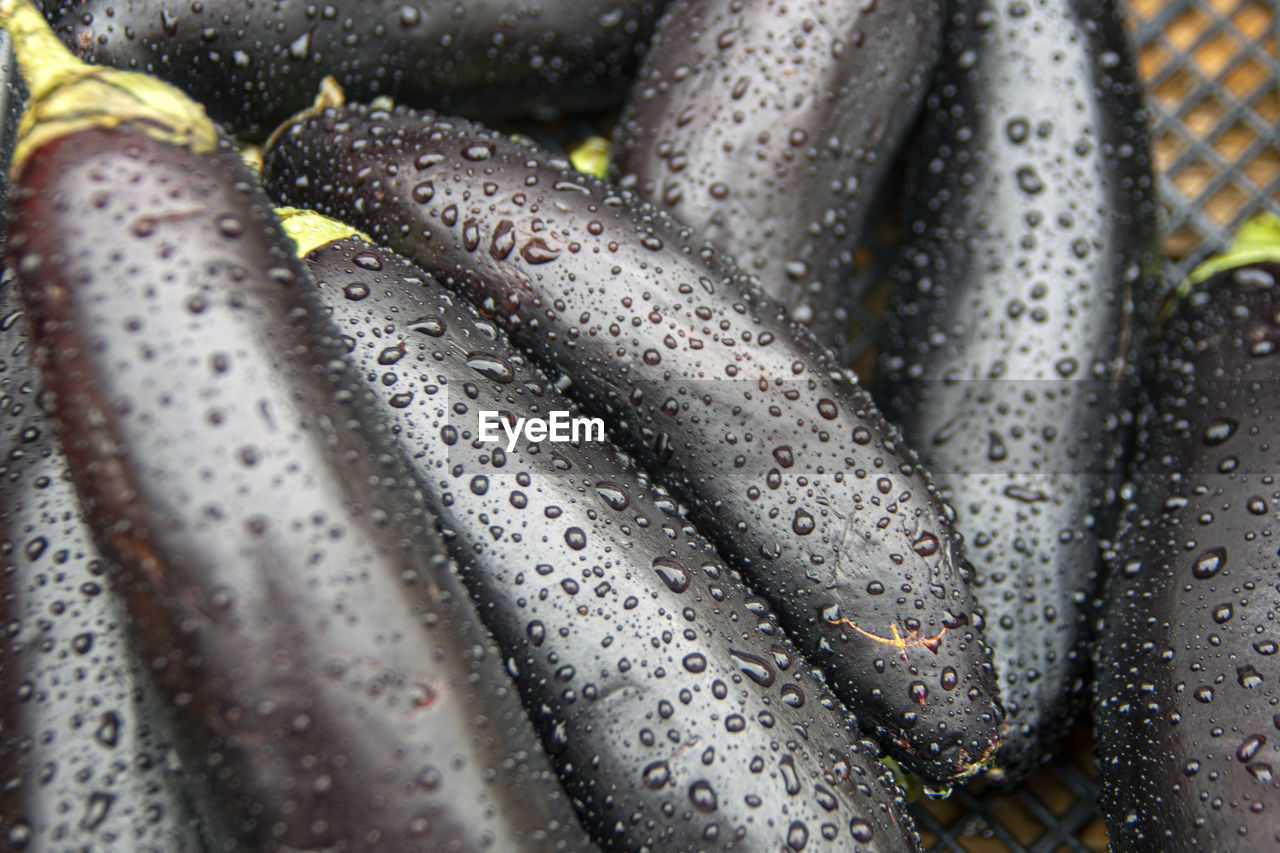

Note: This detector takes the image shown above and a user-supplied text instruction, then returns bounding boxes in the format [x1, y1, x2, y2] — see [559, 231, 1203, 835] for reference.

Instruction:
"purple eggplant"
[1095, 224, 1280, 851]
[262, 102, 1003, 784]
[282, 207, 924, 851]
[47, 0, 668, 140]
[873, 0, 1160, 781]
[612, 0, 942, 347]
[1, 4, 593, 848]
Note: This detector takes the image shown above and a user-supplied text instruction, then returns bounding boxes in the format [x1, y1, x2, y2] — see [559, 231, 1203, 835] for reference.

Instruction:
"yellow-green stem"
[569, 135, 611, 179]
[276, 207, 371, 258]
[0, 0, 217, 174]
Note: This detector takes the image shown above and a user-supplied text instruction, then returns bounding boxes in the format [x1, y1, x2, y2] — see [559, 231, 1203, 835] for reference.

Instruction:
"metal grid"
[849, 1, 1280, 850]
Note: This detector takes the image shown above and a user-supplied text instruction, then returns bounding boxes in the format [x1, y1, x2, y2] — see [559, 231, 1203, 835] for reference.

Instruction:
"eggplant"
[1, 268, 221, 851]
[611, 0, 942, 347]
[262, 103, 1003, 785]
[1094, 219, 1280, 851]
[282, 207, 923, 851]
[0, 4, 592, 849]
[872, 0, 1160, 781]
[47, 0, 668, 140]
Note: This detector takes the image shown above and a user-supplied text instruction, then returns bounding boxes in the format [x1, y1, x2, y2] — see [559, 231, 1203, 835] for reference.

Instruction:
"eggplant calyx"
[1, 0, 217, 174]
[264, 75, 347, 157]
[276, 207, 370, 257]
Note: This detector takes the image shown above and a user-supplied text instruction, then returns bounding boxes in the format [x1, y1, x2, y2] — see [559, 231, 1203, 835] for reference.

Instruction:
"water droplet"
[689, 780, 718, 812]
[565, 528, 587, 550]
[779, 755, 801, 795]
[377, 344, 405, 365]
[462, 141, 495, 161]
[786, 821, 808, 850]
[792, 509, 815, 535]
[353, 251, 383, 271]
[95, 712, 120, 748]
[408, 316, 446, 336]
[82, 791, 115, 830]
[653, 557, 691, 593]
[466, 352, 514, 383]
[1005, 118, 1029, 143]
[520, 238, 560, 264]
[1003, 484, 1048, 503]
[1015, 166, 1044, 194]
[490, 219, 516, 259]
[1238, 665, 1264, 688]
[527, 620, 545, 645]
[1192, 547, 1226, 579]
[674, 651, 707, 675]
[1238, 734, 1266, 762]
[643, 760, 671, 790]
[415, 152, 444, 170]
[849, 817, 875, 843]
[289, 30, 312, 59]
[1203, 418, 1237, 445]
[25, 537, 47, 561]
[398, 5, 421, 26]
[780, 684, 805, 707]
[595, 482, 630, 511]
[913, 532, 940, 557]
[215, 214, 243, 238]
[728, 649, 775, 686]
[463, 219, 480, 251]
[411, 181, 435, 203]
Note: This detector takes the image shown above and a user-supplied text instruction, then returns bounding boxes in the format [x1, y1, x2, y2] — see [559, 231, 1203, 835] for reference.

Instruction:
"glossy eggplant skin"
[0, 271, 219, 851]
[872, 0, 1159, 782]
[5, 125, 592, 850]
[611, 0, 942, 347]
[47, 0, 666, 140]
[1094, 262, 1280, 852]
[296, 225, 922, 852]
[263, 106, 1003, 784]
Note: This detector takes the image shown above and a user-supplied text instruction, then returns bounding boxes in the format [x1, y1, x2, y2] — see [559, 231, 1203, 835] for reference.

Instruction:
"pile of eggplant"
[1, 0, 1276, 850]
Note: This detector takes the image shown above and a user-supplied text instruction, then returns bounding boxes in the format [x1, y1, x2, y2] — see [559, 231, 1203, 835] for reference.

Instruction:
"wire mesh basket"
[872, 0, 1280, 849]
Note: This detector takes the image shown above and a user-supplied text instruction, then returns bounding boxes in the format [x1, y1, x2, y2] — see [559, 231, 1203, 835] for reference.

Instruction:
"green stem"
[0, 0, 80, 101]
[276, 207, 371, 258]
[0, 0, 217, 174]
[1185, 212, 1280, 287]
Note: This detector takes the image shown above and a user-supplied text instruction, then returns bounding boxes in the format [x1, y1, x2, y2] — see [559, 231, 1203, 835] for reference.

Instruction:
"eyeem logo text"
[478, 411, 606, 451]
